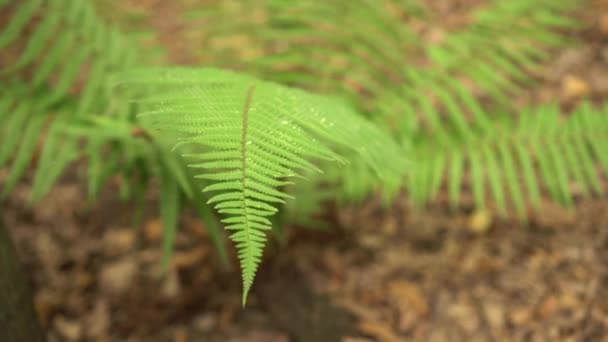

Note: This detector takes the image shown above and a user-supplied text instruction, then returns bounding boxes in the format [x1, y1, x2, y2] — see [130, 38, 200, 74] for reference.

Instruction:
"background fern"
[0, 0, 137, 199]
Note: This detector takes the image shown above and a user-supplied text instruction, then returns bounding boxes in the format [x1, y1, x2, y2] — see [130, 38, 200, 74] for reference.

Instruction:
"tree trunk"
[0, 217, 46, 342]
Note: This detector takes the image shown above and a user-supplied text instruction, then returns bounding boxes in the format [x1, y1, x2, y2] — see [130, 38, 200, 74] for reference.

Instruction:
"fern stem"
[240, 84, 256, 306]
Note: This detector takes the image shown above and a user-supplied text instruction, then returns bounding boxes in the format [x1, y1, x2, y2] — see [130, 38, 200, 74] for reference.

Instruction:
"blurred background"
[2, 0, 608, 341]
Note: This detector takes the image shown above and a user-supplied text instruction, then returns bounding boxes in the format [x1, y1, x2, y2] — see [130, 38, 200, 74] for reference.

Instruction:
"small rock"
[54, 315, 82, 341]
[100, 259, 137, 294]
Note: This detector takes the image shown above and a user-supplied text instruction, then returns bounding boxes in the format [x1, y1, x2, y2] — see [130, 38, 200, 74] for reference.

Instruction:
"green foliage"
[116, 67, 406, 304]
[0, 0, 233, 272]
[410, 102, 608, 217]
[187, 0, 602, 216]
[188, 0, 579, 125]
[0, 1, 406, 303]
[1, 0, 605, 304]
[0, 0, 137, 199]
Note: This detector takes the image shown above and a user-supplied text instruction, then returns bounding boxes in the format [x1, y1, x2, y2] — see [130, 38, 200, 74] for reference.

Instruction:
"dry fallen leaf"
[143, 218, 163, 243]
[193, 313, 217, 332]
[103, 228, 136, 256]
[562, 75, 590, 100]
[342, 337, 374, 342]
[559, 292, 580, 310]
[388, 280, 429, 317]
[75, 270, 94, 290]
[358, 320, 401, 342]
[447, 301, 480, 333]
[510, 307, 531, 326]
[599, 13, 608, 35]
[469, 209, 492, 234]
[483, 302, 505, 330]
[54, 315, 82, 341]
[162, 269, 181, 299]
[171, 248, 208, 270]
[538, 296, 559, 319]
[100, 259, 138, 294]
[173, 328, 188, 342]
[84, 300, 110, 340]
[34, 290, 61, 327]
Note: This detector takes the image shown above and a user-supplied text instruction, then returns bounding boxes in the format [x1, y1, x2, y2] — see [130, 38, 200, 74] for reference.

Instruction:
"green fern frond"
[118, 67, 407, 304]
[409, 102, 608, 218]
[1, 0, 140, 201]
[0, 84, 51, 195]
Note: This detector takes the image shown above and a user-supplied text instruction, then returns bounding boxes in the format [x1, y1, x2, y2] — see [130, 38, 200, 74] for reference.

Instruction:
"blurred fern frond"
[0, 0, 138, 200]
[408, 102, 608, 218]
[0, 0, 232, 268]
[188, 0, 581, 132]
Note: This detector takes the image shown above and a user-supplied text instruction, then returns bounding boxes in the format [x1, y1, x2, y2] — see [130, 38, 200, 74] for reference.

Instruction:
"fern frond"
[410, 102, 608, 218]
[118, 67, 407, 304]
[1, 0, 140, 201]
[188, 0, 582, 136]
[0, 84, 51, 195]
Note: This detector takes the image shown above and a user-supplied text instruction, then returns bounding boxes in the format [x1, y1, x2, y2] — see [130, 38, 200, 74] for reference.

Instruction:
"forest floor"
[4, 0, 608, 341]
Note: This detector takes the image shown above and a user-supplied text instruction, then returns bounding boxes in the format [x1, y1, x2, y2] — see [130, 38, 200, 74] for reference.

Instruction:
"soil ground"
[4, 1, 608, 341]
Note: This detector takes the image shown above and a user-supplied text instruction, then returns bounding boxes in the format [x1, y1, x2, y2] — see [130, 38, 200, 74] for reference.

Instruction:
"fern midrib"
[240, 84, 256, 305]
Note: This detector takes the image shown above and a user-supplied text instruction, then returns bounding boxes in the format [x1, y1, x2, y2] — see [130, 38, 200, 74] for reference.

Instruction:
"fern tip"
[242, 288, 250, 307]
